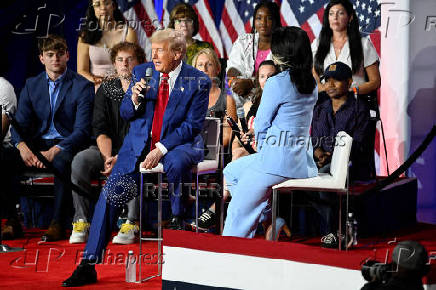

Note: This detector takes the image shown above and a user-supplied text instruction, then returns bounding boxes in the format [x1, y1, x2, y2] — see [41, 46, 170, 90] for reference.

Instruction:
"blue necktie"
[49, 81, 59, 116]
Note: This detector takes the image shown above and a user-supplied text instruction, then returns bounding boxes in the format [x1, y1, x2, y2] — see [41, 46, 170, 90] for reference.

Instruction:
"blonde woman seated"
[192, 48, 231, 147]
[77, 0, 137, 91]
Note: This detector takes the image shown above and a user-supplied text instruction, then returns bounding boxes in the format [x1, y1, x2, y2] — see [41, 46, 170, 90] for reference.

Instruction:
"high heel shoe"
[265, 217, 291, 241]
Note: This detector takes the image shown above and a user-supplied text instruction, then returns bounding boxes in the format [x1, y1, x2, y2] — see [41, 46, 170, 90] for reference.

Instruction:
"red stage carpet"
[1, 225, 435, 289]
[0, 229, 161, 289]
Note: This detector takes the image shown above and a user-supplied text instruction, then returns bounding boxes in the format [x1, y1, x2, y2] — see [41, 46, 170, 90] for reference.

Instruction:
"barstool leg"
[139, 173, 143, 282]
[195, 173, 199, 233]
[137, 171, 163, 282]
[272, 188, 278, 241]
[158, 172, 162, 276]
[338, 193, 342, 251]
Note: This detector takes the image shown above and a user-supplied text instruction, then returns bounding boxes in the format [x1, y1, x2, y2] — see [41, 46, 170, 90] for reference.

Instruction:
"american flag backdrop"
[116, 0, 380, 60]
[117, 0, 161, 61]
[219, 0, 381, 56]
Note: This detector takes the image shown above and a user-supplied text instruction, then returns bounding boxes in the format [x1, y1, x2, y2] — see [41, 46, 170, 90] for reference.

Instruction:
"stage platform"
[162, 225, 436, 290]
[0, 224, 435, 289]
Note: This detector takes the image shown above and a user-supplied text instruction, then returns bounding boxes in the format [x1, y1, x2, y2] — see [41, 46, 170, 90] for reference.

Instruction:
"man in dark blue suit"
[8, 35, 94, 241]
[62, 28, 210, 287]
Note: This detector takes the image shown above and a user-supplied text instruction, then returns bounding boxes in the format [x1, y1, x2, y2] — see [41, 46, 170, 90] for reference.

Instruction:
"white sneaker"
[69, 219, 90, 244]
[112, 220, 139, 245]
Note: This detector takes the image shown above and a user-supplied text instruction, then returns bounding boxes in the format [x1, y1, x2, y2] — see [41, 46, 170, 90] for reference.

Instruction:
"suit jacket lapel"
[161, 62, 186, 136]
[54, 70, 72, 113]
[30, 73, 50, 123]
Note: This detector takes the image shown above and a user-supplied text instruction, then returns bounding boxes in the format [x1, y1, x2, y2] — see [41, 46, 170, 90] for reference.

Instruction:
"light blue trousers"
[222, 153, 286, 238]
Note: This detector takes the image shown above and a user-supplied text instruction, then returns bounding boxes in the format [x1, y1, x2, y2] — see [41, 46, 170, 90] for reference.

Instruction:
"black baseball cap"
[321, 61, 352, 81]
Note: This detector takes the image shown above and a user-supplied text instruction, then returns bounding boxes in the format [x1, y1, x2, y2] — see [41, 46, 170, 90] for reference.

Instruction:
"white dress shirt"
[226, 33, 272, 77]
[311, 36, 379, 88]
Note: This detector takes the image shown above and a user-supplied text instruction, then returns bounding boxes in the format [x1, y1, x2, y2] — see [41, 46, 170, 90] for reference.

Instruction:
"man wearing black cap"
[309, 61, 374, 245]
[361, 240, 429, 290]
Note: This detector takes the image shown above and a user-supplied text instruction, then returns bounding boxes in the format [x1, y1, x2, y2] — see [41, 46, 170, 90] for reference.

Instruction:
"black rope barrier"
[363, 124, 436, 193]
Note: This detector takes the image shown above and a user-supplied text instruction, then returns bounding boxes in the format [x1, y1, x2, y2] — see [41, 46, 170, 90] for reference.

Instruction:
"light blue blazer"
[255, 70, 318, 178]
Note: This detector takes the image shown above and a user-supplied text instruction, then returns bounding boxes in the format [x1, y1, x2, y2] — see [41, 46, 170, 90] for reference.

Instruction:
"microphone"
[227, 116, 256, 154]
[138, 67, 153, 99]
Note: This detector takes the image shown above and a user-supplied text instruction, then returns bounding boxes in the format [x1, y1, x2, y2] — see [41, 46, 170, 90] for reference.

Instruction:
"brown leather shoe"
[41, 221, 66, 242]
[1, 219, 23, 240]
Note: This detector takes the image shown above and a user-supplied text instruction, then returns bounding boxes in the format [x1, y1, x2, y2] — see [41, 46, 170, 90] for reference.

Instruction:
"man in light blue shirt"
[7, 35, 94, 241]
[42, 69, 67, 142]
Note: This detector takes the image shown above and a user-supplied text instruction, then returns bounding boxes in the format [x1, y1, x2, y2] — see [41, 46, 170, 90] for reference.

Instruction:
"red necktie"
[150, 73, 169, 150]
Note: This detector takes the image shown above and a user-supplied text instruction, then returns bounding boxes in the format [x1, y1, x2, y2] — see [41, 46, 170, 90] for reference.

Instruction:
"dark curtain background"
[0, 0, 89, 95]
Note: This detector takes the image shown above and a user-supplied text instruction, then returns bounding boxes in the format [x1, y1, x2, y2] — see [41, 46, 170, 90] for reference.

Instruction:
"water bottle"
[125, 250, 136, 282]
[352, 215, 358, 246]
[16, 204, 25, 228]
[346, 213, 358, 247]
[117, 207, 128, 229]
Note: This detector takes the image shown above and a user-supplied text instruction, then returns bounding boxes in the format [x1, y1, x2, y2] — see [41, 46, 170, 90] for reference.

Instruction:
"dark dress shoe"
[1, 218, 23, 240]
[62, 264, 97, 287]
[166, 216, 185, 230]
[41, 221, 65, 242]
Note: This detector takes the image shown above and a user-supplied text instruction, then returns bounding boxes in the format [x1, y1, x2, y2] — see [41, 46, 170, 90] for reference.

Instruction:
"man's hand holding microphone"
[131, 67, 153, 106]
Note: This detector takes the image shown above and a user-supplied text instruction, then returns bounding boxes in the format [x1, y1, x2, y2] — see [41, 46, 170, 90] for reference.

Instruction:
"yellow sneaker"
[69, 219, 90, 244]
[112, 220, 139, 244]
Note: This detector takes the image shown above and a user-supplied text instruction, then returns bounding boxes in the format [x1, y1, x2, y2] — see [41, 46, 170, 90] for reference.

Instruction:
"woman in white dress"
[311, 0, 380, 98]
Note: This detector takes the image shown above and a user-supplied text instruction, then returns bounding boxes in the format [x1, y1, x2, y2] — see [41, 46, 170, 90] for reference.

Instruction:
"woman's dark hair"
[79, 0, 126, 45]
[251, 1, 282, 34]
[252, 60, 277, 107]
[168, 3, 199, 37]
[271, 27, 316, 94]
[314, 0, 363, 75]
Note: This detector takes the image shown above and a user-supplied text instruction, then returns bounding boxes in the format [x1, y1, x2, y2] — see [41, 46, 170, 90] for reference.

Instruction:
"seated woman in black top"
[69, 42, 145, 245]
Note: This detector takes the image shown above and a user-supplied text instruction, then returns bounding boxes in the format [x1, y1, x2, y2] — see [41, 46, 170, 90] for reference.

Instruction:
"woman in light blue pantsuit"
[223, 27, 319, 238]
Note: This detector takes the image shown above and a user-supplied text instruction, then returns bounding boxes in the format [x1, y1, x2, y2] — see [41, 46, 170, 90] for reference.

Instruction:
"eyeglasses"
[92, 0, 112, 8]
[174, 18, 193, 25]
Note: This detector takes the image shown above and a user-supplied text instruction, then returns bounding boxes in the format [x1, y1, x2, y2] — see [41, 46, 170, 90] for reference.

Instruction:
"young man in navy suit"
[62, 28, 210, 287]
[8, 35, 94, 241]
